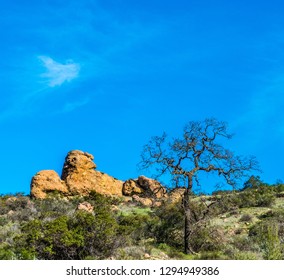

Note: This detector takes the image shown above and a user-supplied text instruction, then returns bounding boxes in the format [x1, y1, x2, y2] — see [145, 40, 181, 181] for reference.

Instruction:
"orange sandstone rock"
[30, 170, 68, 199]
[30, 150, 123, 198]
[61, 150, 123, 196]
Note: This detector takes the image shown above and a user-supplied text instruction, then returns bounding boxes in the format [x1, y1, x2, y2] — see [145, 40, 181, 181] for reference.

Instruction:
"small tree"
[242, 175, 266, 190]
[139, 118, 259, 254]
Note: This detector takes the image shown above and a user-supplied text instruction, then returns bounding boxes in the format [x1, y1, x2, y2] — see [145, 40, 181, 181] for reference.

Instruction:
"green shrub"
[0, 216, 8, 227]
[190, 225, 225, 253]
[117, 211, 157, 244]
[234, 251, 259, 260]
[213, 192, 241, 213]
[156, 243, 194, 260]
[5, 195, 30, 211]
[249, 221, 282, 260]
[34, 197, 73, 219]
[231, 235, 260, 253]
[152, 202, 184, 249]
[275, 184, 284, 193]
[0, 244, 15, 260]
[239, 214, 253, 222]
[238, 186, 275, 208]
[196, 251, 228, 260]
[14, 208, 119, 259]
[72, 210, 119, 258]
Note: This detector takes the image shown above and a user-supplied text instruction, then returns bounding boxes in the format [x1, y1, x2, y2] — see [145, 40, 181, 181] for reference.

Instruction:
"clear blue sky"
[0, 0, 283, 194]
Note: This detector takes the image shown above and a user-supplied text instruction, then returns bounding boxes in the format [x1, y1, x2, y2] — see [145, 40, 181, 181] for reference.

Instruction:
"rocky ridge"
[30, 150, 177, 205]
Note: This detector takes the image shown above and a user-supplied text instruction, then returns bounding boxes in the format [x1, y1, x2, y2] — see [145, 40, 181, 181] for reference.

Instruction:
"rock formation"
[61, 150, 123, 196]
[30, 150, 123, 199]
[132, 195, 153, 207]
[137, 176, 166, 198]
[30, 170, 68, 199]
[168, 187, 186, 203]
[77, 201, 94, 213]
[122, 176, 166, 199]
[30, 150, 169, 204]
[121, 176, 167, 206]
[122, 179, 143, 196]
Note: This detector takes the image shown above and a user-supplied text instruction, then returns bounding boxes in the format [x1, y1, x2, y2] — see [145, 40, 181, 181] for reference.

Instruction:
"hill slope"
[1, 184, 284, 260]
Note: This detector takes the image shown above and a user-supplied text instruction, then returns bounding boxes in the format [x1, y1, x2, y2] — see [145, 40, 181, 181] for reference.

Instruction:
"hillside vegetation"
[1, 177, 284, 260]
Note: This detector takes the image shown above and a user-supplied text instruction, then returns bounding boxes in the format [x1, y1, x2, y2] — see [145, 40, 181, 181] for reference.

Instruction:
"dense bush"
[152, 202, 184, 249]
[214, 186, 275, 211]
[239, 214, 253, 222]
[151, 199, 225, 253]
[117, 211, 157, 244]
[249, 221, 282, 260]
[190, 225, 225, 253]
[14, 209, 119, 260]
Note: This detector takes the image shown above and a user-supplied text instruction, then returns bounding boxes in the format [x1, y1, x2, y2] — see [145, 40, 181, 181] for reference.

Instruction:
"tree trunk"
[184, 175, 193, 254]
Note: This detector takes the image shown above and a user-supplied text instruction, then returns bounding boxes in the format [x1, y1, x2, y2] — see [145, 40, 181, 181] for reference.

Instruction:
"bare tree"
[139, 118, 259, 254]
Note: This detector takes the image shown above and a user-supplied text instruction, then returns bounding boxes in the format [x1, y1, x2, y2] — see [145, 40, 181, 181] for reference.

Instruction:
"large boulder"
[122, 176, 167, 206]
[122, 179, 143, 196]
[168, 187, 186, 203]
[61, 150, 123, 196]
[30, 170, 68, 199]
[137, 176, 166, 198]
[61, 150, 96, 179]
[132, 195, 153, 207]
[123, 176, 167, 198]
[77, 201, 94, 213]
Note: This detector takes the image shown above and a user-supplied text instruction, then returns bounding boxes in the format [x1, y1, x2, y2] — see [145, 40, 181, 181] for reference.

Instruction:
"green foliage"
[154, 243, 193, 260]
[195, 251, 228, 260]
[1, 183, 284, 260]
[249, 221, 282, 260]
[239, 214, 253, 222]
[233, 251, 259, 260]
[263, 224, 282, 260]
[190, 225, 225, 253]
[151, 199, 224, 253]
[13, 196, 120, 260]
[242, 175, 265, 190]
[0, 244, 15, 260]
[152, 202, 184, 249]
[34, 197, 74, 219]
[230, 235, 260, 254]
[274, 182, 284, 193]
[215, 185, 275, 211]
[73, 210, 119, 258]
[14, 211, 118, 259]
[239, 187, 275, 208]
[117, 211, 157, 244]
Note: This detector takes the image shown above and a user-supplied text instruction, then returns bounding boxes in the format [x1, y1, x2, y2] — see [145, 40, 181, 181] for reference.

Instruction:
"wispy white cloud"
[38, 56, 80, 87]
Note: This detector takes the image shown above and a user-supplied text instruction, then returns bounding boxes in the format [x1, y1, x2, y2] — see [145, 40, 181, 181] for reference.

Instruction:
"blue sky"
[0, 0, 284, 194]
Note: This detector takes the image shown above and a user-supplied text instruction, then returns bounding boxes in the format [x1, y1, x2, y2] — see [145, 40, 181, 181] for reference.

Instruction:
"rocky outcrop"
[30, 150, 123, 199]
[30, 170, 68, 199]
[30, 150, 170, 204]
[61, 150, 123, 196]
[132, 195, 153, 207]
[168, 187, 186, 203]
[122, 176, 167, 206]
[137, 176, 166, 198]
[122, 176, 166, 199]
[122, 179, 143, 196]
